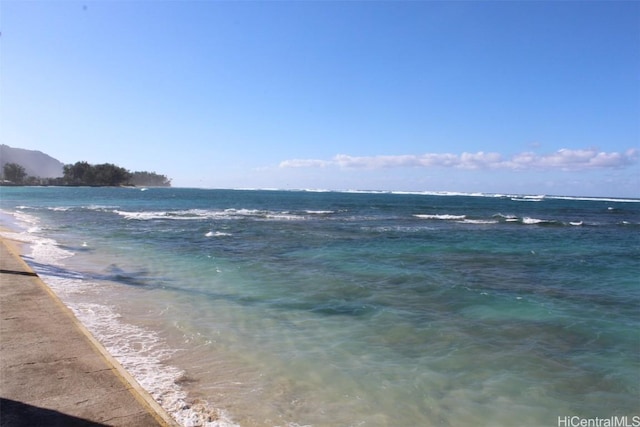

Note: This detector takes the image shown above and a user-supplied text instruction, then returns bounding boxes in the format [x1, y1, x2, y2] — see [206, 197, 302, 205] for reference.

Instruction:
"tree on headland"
[0, 160, 171, 187]
[94, 163, 132, 186]
[60, 161, 171, 186]
[130, 171, 171, 187]
[63, 161, 94, 185]
[2, 163, 27, 184]
[63, 162, 131, 186]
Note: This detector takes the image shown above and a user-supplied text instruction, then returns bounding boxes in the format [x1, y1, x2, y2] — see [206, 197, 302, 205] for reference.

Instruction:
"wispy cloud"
[278, 159, 329, 168]
[280, 148, 638, 171]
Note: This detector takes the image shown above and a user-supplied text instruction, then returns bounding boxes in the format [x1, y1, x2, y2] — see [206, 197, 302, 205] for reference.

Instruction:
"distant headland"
[0, 145, 171, 187]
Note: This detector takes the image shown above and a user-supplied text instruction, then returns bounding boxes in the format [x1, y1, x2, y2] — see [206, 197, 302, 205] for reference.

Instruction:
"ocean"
[1, 187, 638, 427]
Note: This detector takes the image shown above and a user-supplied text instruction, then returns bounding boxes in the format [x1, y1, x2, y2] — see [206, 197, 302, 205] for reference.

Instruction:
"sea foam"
[414, 214, 466, 220]
[6, 214, 240, 427]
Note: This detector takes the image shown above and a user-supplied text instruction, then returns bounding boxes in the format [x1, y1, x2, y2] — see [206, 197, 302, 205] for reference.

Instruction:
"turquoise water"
[1, 187, 638, 426]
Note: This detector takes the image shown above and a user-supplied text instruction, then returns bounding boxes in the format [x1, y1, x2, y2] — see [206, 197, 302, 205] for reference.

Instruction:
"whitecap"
[494, 213, 518, 219]
[549, 195, 639, 203]
[265, 213, 306, 221]
[115, 209, 215, 221]
[413, 214, 466, 220]
[522, 217, 550, 225]
[86, 205, 119, 211]
[114, 210, 169, 220]
[459, 219, 499, 224]
[305, 210, 335, 215]
[511, 197, 543, 202]
[205, 231, 232, 237]
[494, 213, 519, 223]
[224, 208, 262, 216]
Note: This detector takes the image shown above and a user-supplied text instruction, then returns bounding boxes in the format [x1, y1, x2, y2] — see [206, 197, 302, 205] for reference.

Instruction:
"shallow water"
[1, 187, 638, 426]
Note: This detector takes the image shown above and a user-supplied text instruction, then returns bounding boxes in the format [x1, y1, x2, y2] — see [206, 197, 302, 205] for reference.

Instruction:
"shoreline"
[0, 217, 237, 427]
[2, 189, 638, 426]
[0, 233, 179, 426]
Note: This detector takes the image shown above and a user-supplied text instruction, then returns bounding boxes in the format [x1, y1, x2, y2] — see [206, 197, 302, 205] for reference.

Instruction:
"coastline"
[0, 233, 179, 427]
[1, 188, 638, 426]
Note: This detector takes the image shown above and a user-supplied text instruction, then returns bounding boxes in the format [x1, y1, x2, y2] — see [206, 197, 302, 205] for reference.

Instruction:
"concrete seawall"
[0, 238, 179, 426]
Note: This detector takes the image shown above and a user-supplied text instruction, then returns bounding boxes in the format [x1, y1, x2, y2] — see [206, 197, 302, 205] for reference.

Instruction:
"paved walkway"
[0, 238, 178, 426]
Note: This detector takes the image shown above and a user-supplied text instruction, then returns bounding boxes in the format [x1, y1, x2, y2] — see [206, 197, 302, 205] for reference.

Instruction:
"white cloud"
[278, 158, 331, 168]
[506, 148, 639, 170]
[279, 148, 638, 171]
[458, 152, 504, 169]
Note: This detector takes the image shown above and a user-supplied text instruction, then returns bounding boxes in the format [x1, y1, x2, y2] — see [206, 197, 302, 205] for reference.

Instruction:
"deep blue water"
[1, 187, 639, 426]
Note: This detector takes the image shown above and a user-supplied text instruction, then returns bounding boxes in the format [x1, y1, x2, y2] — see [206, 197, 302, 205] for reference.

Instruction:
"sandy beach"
[0, 235, 178, 427]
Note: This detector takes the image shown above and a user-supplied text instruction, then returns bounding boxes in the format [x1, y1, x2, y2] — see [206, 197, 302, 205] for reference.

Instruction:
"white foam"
[494, 213, 520, 223]
[224, 208, 261, 216]
[0, 211, 74, 266]
[119, 209, 232, 221]
[69, 300, 238, 427]
[31, 267, 239, 427]
[40, 205, 118, 213]
[265, 213, 305, 221]
[522, 217, 549, 225]
[414, 214, 466, 220]
[86, 204, 119, 211]
[494, 213, 518, 219]
[3, 209, 239, 427]
[547, 195, 640, 203]
[387, 190, 494, 197]
[459, 219, 499, 224]
[305, 210, 335, 215]
[12, 209, 42, 231]
[115, 208, 310, 222]
[223, 208, 305, 221]
[205, 231, 232, 237]
[115, 210, 172, 220]
[511, 197, 543, 202]
[367, 225, 436, 233]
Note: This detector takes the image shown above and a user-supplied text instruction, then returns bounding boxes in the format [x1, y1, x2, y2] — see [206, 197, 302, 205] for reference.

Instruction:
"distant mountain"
[0, 145, 64, 178]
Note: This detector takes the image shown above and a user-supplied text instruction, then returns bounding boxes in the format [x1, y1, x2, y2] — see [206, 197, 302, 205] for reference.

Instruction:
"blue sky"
[1, 1, 638, 197]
